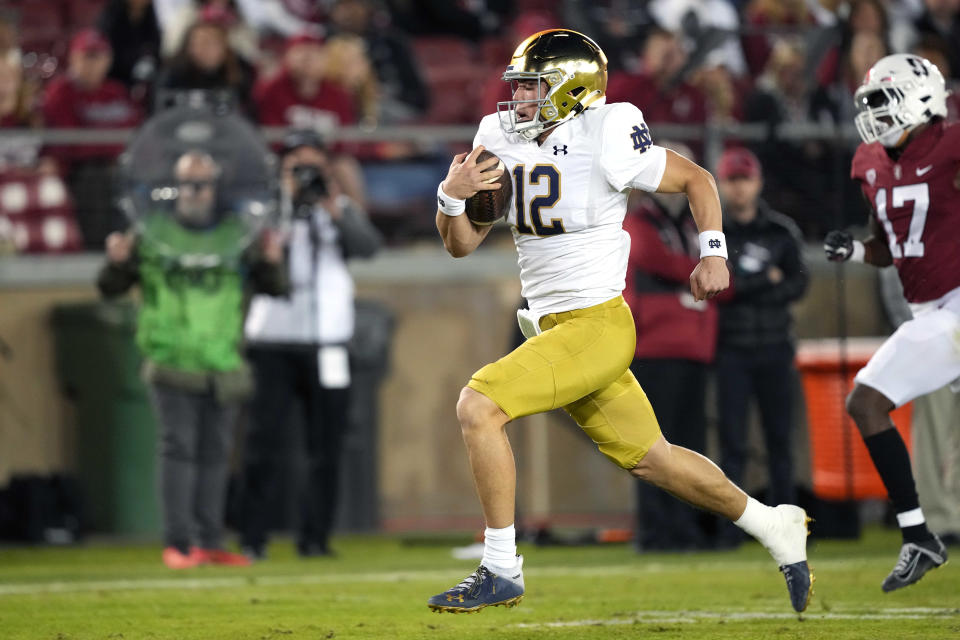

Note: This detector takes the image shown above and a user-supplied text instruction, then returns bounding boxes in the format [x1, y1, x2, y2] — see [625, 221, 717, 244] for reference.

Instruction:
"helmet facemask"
[498, 68, 600, 141]
[854, 83, 921, 147]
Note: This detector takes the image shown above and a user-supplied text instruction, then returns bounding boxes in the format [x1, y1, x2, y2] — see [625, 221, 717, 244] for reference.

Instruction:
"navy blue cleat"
[780, 561, 814, 613]
[427, 559, 525, 613]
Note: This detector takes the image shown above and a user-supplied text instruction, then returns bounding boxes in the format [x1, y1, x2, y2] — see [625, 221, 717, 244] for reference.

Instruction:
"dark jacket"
[719, 201, 808, 349]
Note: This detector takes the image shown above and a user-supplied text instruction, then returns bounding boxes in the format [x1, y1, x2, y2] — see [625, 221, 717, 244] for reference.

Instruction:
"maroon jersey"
[253, 69, 356, 130]
[41, 76, 142, 164]
[851, 120, 960, 303]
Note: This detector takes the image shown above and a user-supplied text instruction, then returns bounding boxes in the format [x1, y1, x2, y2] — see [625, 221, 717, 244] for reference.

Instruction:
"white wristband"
[699, 231, 728, 259]
[437, 184, 465, 217]
[850, 239, 865, 263]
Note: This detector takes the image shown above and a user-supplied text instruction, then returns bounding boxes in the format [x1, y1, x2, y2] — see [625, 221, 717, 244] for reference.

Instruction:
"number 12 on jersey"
[512, 164, 565, 236]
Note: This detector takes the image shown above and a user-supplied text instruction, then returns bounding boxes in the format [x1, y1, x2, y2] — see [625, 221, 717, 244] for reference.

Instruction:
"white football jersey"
[474, 99, 667, 314]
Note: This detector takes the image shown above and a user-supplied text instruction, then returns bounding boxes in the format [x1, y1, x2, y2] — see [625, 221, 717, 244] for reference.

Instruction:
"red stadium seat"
[0, 169, 83, 254]
[410, 38, 491, 124]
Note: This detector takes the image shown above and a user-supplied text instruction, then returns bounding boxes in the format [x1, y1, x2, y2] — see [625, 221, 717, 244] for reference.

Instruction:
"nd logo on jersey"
[630, 124, 652, 153]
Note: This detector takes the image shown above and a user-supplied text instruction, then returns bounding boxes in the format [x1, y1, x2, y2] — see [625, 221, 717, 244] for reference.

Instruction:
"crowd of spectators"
[0, 0, 959, 252]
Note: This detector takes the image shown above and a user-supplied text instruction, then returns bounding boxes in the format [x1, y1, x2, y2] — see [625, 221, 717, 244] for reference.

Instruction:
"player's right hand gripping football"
[441, 145, 504, 200]
[824, 230, 854, 262]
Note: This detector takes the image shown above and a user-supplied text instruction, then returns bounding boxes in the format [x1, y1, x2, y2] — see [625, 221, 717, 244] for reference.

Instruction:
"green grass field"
[0, 526, 957, 640]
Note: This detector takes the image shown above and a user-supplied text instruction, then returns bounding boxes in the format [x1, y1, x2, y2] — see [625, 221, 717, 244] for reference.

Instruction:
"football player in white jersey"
[427, 29, 812, 614]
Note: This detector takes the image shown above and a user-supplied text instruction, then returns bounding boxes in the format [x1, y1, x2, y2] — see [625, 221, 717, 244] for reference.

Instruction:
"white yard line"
[510, 608, 960, 628]
[0, 557, 935, 597]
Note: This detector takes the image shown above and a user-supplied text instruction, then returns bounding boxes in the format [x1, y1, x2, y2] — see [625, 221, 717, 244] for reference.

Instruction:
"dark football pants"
[629, 358, 709, 551]
[715, 342, 797, 508]
[148, 383, 238, 552]
[241, 346, 350, 553]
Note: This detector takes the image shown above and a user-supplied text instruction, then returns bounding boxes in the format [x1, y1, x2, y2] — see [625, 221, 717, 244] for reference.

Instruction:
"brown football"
[465, 150, 512, 226]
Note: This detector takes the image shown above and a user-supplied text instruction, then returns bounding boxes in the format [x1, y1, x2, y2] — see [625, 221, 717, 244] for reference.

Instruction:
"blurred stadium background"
[0, 1, 959, 634]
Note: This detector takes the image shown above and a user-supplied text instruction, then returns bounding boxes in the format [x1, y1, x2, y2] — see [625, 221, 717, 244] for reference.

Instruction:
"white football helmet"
[854, 54, 948, 147]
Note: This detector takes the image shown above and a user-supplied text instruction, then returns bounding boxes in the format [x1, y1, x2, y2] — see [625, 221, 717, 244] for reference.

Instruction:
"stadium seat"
[0, 170, 83, 254]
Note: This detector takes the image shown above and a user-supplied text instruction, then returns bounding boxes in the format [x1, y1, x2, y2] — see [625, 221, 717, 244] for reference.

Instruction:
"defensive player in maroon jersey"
[824, 53, 956, 592]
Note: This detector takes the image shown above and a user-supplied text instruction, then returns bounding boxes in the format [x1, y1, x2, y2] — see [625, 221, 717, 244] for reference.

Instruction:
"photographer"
[98, 149, 287, 569]
[240, 129, 382, 559]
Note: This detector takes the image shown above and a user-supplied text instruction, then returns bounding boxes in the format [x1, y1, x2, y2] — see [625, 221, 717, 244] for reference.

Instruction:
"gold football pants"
[467, 295, 662, 469]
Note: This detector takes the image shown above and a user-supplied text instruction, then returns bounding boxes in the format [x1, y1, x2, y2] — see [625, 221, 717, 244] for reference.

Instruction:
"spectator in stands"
[713, 148, 808, 549]
[155, 10, 255, 115]
[0, 57, 81, 254]
[98, 149, 287, 569]
[808, 30, 886, 231]
[240, 129, 381, 560]
[322, 34, 378, 129]
[157, 0, 260, 65]
[914, 0, 960, 80]
[328, 0, 428, 123]
[743, 39, 826, 235]
[212, 0, 326, 40]
[913, 34, 960, 120]
[741, 0, 815, 77]
[42, 29, 143, 249]
[816, 0, 891, 97]
[606, 27, 707, 128]
[623, 141, 718, 552]
[562, 1, 653, 73]
[0, 56, 41, 148]
[648, 0, 748, 77]
[0, 9, 20, 65]
[98, 0, 161, 103]
[254, 34, 356, 137]
[691, 63, 744, 123]
[476, 10, 557, 123]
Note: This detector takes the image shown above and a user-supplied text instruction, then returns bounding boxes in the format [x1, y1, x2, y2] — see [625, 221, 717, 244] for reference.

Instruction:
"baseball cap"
[717, 147, 761, 180]
[70, 29, 111, 55]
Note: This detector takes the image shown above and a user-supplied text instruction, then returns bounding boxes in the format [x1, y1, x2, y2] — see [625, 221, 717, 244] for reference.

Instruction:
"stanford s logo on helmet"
[497, 29, 607, 141]
[854, 54, 948, 147]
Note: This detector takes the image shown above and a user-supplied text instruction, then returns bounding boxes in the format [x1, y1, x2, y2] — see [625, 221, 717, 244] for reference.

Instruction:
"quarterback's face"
[512, 78, 548, 122]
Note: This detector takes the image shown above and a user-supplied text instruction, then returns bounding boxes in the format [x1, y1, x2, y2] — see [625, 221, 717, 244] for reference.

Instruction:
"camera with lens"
[291, 164, 328, 214]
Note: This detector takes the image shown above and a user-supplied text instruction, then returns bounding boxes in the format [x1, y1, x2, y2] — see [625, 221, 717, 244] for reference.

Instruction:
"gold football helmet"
[498, 29, 608, 141]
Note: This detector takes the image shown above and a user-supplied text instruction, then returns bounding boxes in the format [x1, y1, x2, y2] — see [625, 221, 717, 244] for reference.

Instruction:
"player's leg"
[428, 296, 635, 613]
[566, 370, 813, 612]
[844, 308, 960, 591]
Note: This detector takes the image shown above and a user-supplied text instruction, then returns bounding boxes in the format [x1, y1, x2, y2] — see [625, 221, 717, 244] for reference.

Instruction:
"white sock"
[733, 496, 772, 540]
[481, 525, 517, 571]
[896, 507, 925, 528]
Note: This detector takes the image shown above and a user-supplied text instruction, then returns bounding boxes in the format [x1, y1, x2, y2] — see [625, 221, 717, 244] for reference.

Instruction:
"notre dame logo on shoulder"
[708, 239, 721, 249]
[630, 124, 652, 153]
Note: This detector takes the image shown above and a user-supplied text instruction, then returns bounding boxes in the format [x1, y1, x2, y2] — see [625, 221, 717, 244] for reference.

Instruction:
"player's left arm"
[656, 149, 729, 301]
